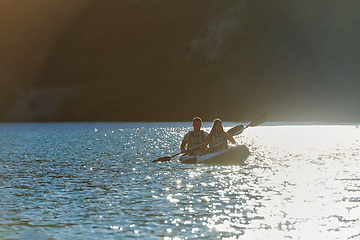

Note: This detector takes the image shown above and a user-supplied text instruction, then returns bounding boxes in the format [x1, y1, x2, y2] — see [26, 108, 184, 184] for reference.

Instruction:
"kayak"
[180, 145, 250, 165]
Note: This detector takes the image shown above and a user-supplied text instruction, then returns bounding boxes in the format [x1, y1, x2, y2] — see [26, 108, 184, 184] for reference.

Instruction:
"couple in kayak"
[180, 117, 236, 156]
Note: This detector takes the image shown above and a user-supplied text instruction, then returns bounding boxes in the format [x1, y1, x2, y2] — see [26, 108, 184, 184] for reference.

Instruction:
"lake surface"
[0, 122, 359, 239]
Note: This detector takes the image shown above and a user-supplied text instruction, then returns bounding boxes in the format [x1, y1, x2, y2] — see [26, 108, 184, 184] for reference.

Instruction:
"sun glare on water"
[243, 125, 360, 163]
[181, 124, 360, 239]
[1, 122, 359, 239]
[231, 124, 360, 239]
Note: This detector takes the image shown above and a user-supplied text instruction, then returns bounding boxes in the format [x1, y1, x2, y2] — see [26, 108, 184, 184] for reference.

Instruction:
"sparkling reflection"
[0, 122, 359, 239]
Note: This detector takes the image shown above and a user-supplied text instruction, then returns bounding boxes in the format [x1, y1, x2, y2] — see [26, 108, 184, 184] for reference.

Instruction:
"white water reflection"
[0, 122, 359, 239]
[213, 125, 360, 239]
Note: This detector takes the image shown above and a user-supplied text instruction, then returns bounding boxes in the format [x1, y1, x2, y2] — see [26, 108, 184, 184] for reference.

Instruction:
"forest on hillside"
[1, 0, 360, 122]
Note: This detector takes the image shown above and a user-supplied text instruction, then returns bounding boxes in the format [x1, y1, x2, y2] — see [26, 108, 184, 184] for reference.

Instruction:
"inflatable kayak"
[180, 145, 250, 165]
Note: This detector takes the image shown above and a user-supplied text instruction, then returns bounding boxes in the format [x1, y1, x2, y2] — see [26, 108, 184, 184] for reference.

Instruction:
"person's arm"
[225, 132, 236, 144]
[180, 140, 188, 153]
[204, 134, 211, 149]
[180, 132, 190, 153]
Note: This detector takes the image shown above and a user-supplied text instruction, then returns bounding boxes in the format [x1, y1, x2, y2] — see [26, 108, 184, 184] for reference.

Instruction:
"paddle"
[152, 152, 183, 162]
[213, 112, 268, 148]
[226, 124, 246, 136]
[152, 124, 244, 162]
[246, 112, 268, 128]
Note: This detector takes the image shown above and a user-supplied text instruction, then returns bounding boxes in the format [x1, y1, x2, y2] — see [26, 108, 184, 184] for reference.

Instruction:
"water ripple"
[0, 122, 359, 239]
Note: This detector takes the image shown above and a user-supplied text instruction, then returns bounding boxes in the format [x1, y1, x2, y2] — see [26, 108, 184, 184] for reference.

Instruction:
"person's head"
[192, 117, 202, 132]
[210, 118, 224, 134]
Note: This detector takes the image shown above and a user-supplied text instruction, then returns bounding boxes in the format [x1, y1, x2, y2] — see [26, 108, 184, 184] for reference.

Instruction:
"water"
[0, 122, 359, 239]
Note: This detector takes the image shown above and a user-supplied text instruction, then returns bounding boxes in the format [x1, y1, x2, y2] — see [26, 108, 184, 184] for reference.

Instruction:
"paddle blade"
[152, 156, 171, 162]
[227, 124, 244, 136]
[249, 112, 268, 127]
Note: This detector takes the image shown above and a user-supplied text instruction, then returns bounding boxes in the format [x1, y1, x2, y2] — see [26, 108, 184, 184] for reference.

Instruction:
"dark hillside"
[37, 0, 238, 121]
[1, 0, 360, 122]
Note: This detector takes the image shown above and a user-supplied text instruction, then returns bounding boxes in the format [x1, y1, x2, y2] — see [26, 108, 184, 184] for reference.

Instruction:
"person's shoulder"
[183, 131, 191, 142]
[201, 130, 208, 136]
